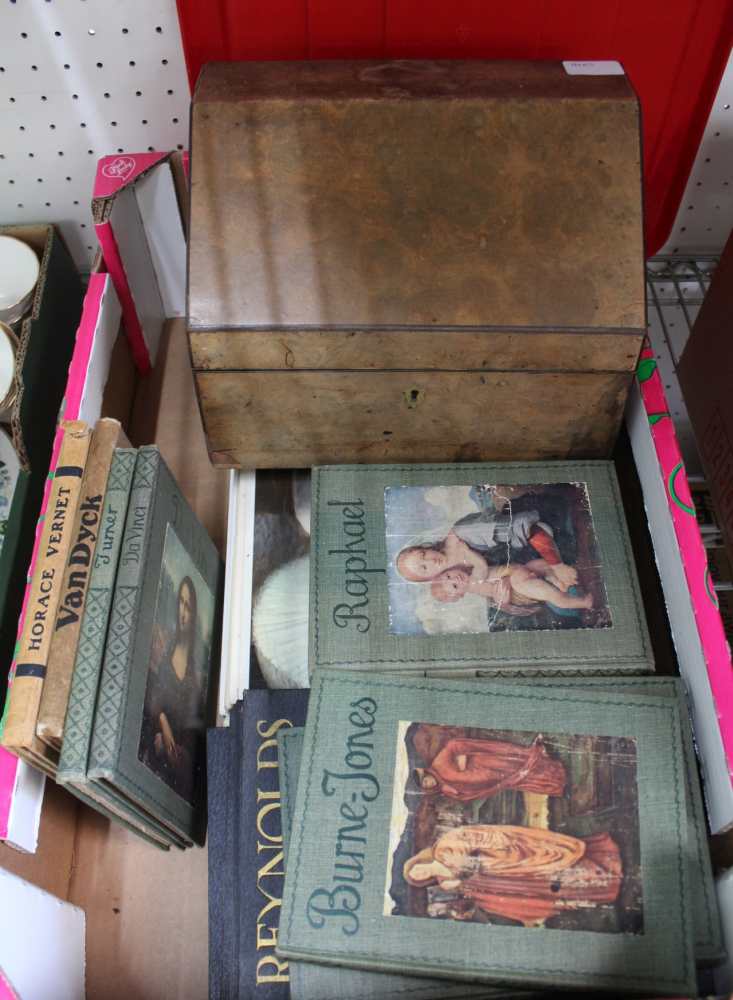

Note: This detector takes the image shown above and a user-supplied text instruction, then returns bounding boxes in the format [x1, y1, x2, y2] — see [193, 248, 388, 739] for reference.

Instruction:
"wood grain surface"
[197, 369, 631, 468]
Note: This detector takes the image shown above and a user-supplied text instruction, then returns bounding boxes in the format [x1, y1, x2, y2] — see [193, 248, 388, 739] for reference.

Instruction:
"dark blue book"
[208, 689, 309, 1000]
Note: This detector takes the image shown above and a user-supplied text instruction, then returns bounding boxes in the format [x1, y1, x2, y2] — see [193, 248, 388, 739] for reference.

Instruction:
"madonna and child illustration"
[385, 482, 611, 635]
[138, 524, 215, 804]
[385, 721, 643, 934]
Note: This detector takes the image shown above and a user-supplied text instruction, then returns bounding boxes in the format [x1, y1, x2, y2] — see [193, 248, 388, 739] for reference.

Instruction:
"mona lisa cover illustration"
[277, 669, 696, 996]
[88, 447, 223, 846]
[309, 461, 653, 677]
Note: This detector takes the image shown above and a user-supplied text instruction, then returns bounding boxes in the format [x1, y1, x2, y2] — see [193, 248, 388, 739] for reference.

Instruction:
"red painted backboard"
[176, 0, 733, 253]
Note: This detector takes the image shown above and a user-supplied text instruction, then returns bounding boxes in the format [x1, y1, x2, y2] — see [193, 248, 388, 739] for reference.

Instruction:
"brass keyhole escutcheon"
[404, 387, 424, 409]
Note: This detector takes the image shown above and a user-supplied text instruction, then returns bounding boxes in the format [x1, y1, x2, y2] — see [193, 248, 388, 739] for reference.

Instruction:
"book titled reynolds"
[309, 461, 652, 676]
[208, 689, 309, 1000]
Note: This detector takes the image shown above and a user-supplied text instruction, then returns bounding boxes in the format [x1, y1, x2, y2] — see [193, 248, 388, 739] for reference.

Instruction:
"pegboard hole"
[111, 121, 117, 126]
[64, 64, 70, 70]
[172, 117, 179, 124]
[724, 104, 731, 110]
[41, 95, 47, 101]
[104, 92, 110, 98]
[18, 125, 25, 131]
[54, 30, 61, 37]
[31, 65, 38, 71]
[135, 90, 142, 96]
[20, 31, 27, 38]
[7, 180, 14, 185]
[122, 27, 129, 34]
[129, 60, 136, 67]
[58, 151, 64, 156]
[49, 123, 56, 129]
[142, 119, 148, 125]
[80, 122, 86, 127]
[161, 58, 168, 65]
[167, 89, 174, 95]
[72, 94, 79, 100]
[155, 25, 163, 33]
[9, 97, 15, 103]
[16, 204, 22, 209]
[44, 201, 51, 207]
[96, 61, 103, 68]
[73, 200, 79, 205]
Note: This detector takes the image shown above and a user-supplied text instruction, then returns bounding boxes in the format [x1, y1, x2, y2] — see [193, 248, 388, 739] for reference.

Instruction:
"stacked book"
[209, 461, 726, 997]
[1, 419, 222, 848]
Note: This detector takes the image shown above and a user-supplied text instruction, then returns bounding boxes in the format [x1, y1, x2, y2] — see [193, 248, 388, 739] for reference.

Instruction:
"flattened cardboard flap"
[93, 152, 187, 374]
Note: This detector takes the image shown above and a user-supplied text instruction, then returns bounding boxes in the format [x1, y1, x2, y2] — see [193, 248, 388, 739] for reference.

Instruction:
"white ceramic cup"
[0, 235, 40, 325]
[0, 322, 18, 420]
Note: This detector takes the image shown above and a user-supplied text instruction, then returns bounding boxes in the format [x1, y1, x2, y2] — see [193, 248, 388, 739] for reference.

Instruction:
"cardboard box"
[93, 152, 187, 374]
[189, 59, 645, 468]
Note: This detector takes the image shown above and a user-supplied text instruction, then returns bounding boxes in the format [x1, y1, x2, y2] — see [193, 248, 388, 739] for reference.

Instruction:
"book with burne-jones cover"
[277, 669, 696, 996]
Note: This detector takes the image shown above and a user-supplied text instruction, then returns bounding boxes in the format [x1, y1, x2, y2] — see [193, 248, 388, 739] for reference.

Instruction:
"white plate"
[0, 236, 40, 324]
[0, 427, 20, 558]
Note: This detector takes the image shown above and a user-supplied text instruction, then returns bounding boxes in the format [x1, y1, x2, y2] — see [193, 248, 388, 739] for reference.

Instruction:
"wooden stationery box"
[188, 60, 645, 469]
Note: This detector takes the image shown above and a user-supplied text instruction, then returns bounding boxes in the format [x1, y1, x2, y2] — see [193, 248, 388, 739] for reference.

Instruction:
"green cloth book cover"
[309, 462, 652, 675]
[282, 673, 723, 974]
[278, 669, 695, 995]
[280, 726, 516, 1000]
[87, 446, 223, 845]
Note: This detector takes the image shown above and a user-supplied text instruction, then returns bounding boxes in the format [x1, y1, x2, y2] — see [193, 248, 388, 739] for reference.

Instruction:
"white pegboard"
[0, 0, 190, 271]
[661, 48, 733, 255]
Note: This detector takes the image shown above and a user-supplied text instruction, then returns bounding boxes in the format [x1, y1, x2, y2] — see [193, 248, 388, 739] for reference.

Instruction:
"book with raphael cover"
[309, 462, 652, 676]
[277, 669, 696, 996]
[87, 446, 223, 846]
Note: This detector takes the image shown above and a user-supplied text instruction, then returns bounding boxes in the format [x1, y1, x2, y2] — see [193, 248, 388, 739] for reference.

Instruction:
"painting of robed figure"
[385, 721, 643, 934]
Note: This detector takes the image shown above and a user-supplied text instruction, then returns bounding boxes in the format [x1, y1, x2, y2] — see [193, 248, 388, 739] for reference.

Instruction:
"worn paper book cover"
[37, 419, 127, 748]
[207, 689, 309, 1000]
[278, 669, 695, 995]
[310, 462, 652, 676]
[87, 446, 223, 845]
[1, 420, 91, 752]
[279, 727, 506, 1000]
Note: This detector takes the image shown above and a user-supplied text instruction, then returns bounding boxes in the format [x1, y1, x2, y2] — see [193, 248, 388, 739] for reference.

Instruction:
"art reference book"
[277, 669, 696, 996]
[86, 447, 222, 846]
[309, 461, 653, 676]
[1, 421, 92, 771]
[37, 419, 127, 748]
[207, 689, 309, 1000]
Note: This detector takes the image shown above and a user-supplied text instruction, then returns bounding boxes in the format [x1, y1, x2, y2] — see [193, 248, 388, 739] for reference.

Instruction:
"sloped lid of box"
[189, 60, 644, 333]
